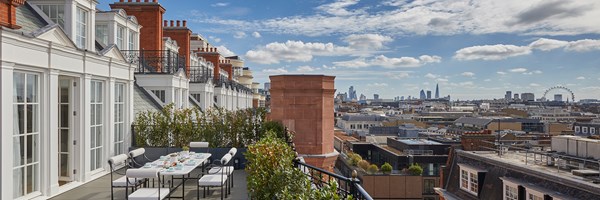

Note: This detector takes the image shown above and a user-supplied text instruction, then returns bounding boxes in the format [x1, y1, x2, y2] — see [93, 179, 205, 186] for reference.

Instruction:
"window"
[76, 7, 87, 49]
[114, 83, 125, 155]
[528, 193, 543, 200]
[423, 179, 435, 194]
[582, 127, 588, 133]
[128, 31, 137, 50]
[90, 80, 103, 171]
[116, 26, 125, 50]
[96, 24, 108, 46]
[459, 164, 484, 196]
[37, 5, 64, 28]
[592, 127, 596, 134]
[151, 90, 165, 103]
[191, 94, 201, 102]
[13, 72, 40, 198]
[504, 184, 518, 200]
[575, 126, 581, 132]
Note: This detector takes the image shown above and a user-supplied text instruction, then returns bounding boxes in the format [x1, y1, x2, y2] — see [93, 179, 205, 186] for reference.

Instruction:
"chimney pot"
[119, 0, 124, 2]
[153, 0, 157, 2]
[136, 0, 141, 2]
[144, 0, 149, 2]
[183, 20, 187, 27]
[176, 20, 181, 27]
[163, 20, 168, 27]
[170, 20, 174, 27]
[201, 48, 204, 51]
[127, 0, 132, 2]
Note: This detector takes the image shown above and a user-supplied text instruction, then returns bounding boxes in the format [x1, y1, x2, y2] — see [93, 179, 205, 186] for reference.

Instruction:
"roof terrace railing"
[189, 66, 213, 83]
[122, 50, 186, 75]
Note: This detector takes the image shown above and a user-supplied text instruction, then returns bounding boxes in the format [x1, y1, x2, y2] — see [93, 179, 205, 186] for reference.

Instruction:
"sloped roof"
[16, 3, 49, 34]
[455, 117, 492, 127]
[133, 83, 162, 117]
[341, 114, 386, 122]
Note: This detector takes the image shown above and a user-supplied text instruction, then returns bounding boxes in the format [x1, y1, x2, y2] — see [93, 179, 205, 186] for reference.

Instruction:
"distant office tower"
[264, 82, 271, 91]
[505, 91, 512, 100]
[554, 94, 563, 102]
[374, 94, 379, 100]
[420, 90, 426, 100]
[435, 83, 439, 99]
[401, 96, 405, 101]
[348, 86, 357, 100]
[426, 90, 432, 99]
[359, 94, 366, 101]
[408, 96, 411, 100]
[521, 93, 535, 101]
[514, 93, 519, 100]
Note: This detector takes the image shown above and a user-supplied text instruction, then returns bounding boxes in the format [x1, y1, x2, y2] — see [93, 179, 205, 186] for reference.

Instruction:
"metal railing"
[283, 128, 373, 200]
[122, 50, 186, 75]
[189, 66, 213, 83]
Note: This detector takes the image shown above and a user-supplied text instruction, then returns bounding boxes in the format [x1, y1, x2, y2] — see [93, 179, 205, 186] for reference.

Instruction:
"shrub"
[381, 162, 393, 174]
[408, 164, 423, 176]
[348, 153, 362, 166]
[367, 164, 379, 174]
[358, 160, 370, 171]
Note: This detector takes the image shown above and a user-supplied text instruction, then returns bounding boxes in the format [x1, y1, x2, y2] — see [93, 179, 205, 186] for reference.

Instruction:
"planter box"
[128, 146, 248, 169]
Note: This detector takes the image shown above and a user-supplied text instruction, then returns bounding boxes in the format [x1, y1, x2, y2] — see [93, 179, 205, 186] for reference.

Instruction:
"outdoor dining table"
[141, 152, 211, 199]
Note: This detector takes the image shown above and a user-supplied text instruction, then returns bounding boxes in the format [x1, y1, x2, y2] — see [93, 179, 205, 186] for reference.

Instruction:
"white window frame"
[75, 7, 88, 49]
[37, 4, 65, 28]
[12, 72, 41, 199]
[128, 30, 137, 50]
[90, 80, 104, 171]
[527, 190, 544, 200]
[458, 164, 485, 196]
[591, 127, 596, 134]
[114, 83, 125, 155]
[582, 127, 588, 133]
[95, 24, 108, 46]
[151, 90, 165, 103]
[502, 180, 519, 200]
[116, 25, 125, 50]
[575, 126, 580, 133]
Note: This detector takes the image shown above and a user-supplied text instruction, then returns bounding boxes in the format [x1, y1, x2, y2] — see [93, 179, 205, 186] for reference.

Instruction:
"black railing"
[189, 66, 213, 83]
[122, 50, 186, 75]
[213, 78, 253, 93]
[283, 129, 373, 200]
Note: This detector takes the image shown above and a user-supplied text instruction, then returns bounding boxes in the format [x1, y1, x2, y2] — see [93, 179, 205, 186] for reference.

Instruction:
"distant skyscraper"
[420, 90, 426, 100]
[435, 83, 439, 99]
[521, 93, 535, 101]
[401, 96, 405, 101]
[505, 91, 512, 100]
[374, 94, 379, 100]
[348, 86, 357, 100]
[514, 93, 519, 100]
[554, 94, 563, 102]
[426, 90, 432, 99]
[359, 94, 366, 101]
[264, 82, 271, 91]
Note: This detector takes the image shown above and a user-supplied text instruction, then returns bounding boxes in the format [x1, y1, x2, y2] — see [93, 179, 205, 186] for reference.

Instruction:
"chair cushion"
[128, 188, 170, 200]
[220, 154, 232, 165]
[112, 176, 143, 187]
[228, 148, 237, 156]
[198, 175, 227, 186]
[129, 148, 146, 158]
[126, 168, 159, 179]
[189, 142, 209, 148]
[109, 154, 129, 166]
[208, 166, 234, 175]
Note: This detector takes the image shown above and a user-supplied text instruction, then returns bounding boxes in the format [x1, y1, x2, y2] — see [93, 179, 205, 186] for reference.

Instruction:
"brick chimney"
[269, 75, 339, 171]
[0, 0, 25, 29]
[110, 0, 165, 52]
[219, 59, 233, 80]
[163, 19, 192, 76]
[195, 47, 221, 81]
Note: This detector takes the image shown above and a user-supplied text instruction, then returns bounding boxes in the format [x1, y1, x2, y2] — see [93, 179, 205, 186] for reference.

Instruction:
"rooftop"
[397, 139, 443, 145]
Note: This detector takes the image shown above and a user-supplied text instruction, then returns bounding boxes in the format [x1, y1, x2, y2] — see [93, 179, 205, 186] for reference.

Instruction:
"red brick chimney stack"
[0, 0, 25, 29]
[110, 0, 166, 53]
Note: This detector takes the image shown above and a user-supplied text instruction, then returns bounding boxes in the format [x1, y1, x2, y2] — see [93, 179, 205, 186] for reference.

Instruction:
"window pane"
[14, 72, 25, 102]
[90, 104, 95, 126]
[96, 104, 102, 125]
[90, 150, 95, 170]
[60, 129, 69, 152]
[60, 154, 68, 177]
[13, 168, 24, 198]
[60, 104, 69, 127]
[27, 105, 38, 133]
[14, 136, 25, 166]
[16, 105, 24, 135]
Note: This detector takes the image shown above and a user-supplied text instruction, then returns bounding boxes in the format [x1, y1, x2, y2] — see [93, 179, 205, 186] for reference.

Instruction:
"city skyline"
[97, 0, 600, 100]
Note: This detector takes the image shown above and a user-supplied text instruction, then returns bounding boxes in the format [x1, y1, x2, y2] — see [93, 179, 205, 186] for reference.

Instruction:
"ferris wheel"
[542, 86, 575, 103]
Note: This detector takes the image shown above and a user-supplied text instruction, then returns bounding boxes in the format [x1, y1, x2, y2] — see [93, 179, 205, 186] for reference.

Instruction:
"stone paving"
[50, 169, 248, 200]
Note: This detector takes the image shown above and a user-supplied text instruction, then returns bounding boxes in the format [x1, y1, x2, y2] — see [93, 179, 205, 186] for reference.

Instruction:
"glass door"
[58, 78, 73, 184]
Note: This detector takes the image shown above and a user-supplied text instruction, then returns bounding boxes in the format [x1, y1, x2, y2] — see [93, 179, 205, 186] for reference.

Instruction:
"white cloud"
[454, 44, 531, 61]
[208, 36, 221, 43]
[296, 66, 319, 72]
[576, 76, 586, 80]
[497, 71, 507, 75]
[509, 68, 528, 73]
[424, 73, 439, 79]
[262, 67, 288, 74]
[523, 70, 543, 75]
[245, 40, 354, 64]
[484, 79, 492, 82]
[211, 2, 229, 7]
[367, 83, 389, 87]
[386, 71, 411, 79]
[529, 38, 569, 51]
[530, 83, 541, 87]
[334, 55, 440, 68]
[436, 78, 449, 82]
[461, 72, 475, 77]
[193, 0, 600, 37]
[215, 45, 235, 57]
[343, 34, 393, 50]
[233, 31, 247, 39]
[252, 31, 262, 38]
[565, 39, 600, 52]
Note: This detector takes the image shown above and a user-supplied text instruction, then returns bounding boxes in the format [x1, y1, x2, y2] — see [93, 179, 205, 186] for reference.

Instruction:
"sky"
[97, 0, 600, 100]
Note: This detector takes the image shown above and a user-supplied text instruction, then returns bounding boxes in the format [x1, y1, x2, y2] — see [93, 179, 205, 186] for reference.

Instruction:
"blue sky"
[98, 0, 600, 100]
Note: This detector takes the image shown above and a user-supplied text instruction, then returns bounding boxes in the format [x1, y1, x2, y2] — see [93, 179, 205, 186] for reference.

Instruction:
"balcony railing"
[189, 66, 213, 83]
[284, 129, 373, 200]
[122, 50, 186, 75]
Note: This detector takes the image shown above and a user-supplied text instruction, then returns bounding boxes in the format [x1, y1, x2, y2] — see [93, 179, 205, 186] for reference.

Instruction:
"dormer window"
[96, 24, 108, 46]
[37, 5, 65, 28]
[117, 25, 125, 50]
[75, 7, 88, 49]
[128, 31, 137, 50]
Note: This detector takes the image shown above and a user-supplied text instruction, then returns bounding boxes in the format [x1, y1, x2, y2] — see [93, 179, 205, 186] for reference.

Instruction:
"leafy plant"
[407, 163, 423, 176]
[381, 162, 393, 174]
[367, 164, 379, 174]
[182, 146, 189, 152]
[348, 153, 362, 166]
[358, 160, 370, 171]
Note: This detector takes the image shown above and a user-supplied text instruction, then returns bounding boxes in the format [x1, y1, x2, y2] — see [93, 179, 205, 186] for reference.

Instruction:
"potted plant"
[181, 146, 190, 156]
[358, 160, 370, 171]
[381, 162, 393, 174]
[367, 164, 379, 174]
[407, 163, 423, 176]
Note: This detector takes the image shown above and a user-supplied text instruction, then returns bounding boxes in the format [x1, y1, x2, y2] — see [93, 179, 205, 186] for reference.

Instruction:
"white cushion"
[128, 188, 170, 200]
[126, 168, 159, 179]
[220, 154, 232, 165]
[109, 154, 129, 166]
[198, 175, 227, 186]
[112, 176, 142, 187]
[208, 166, 234, 175]
[228, 148, 237, 156]
[129, 148, 146, 158]
[189, 142, 209, 148]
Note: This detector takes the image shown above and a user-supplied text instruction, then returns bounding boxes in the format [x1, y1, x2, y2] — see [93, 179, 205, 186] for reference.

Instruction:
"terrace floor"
[51, 169, 248, 200]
